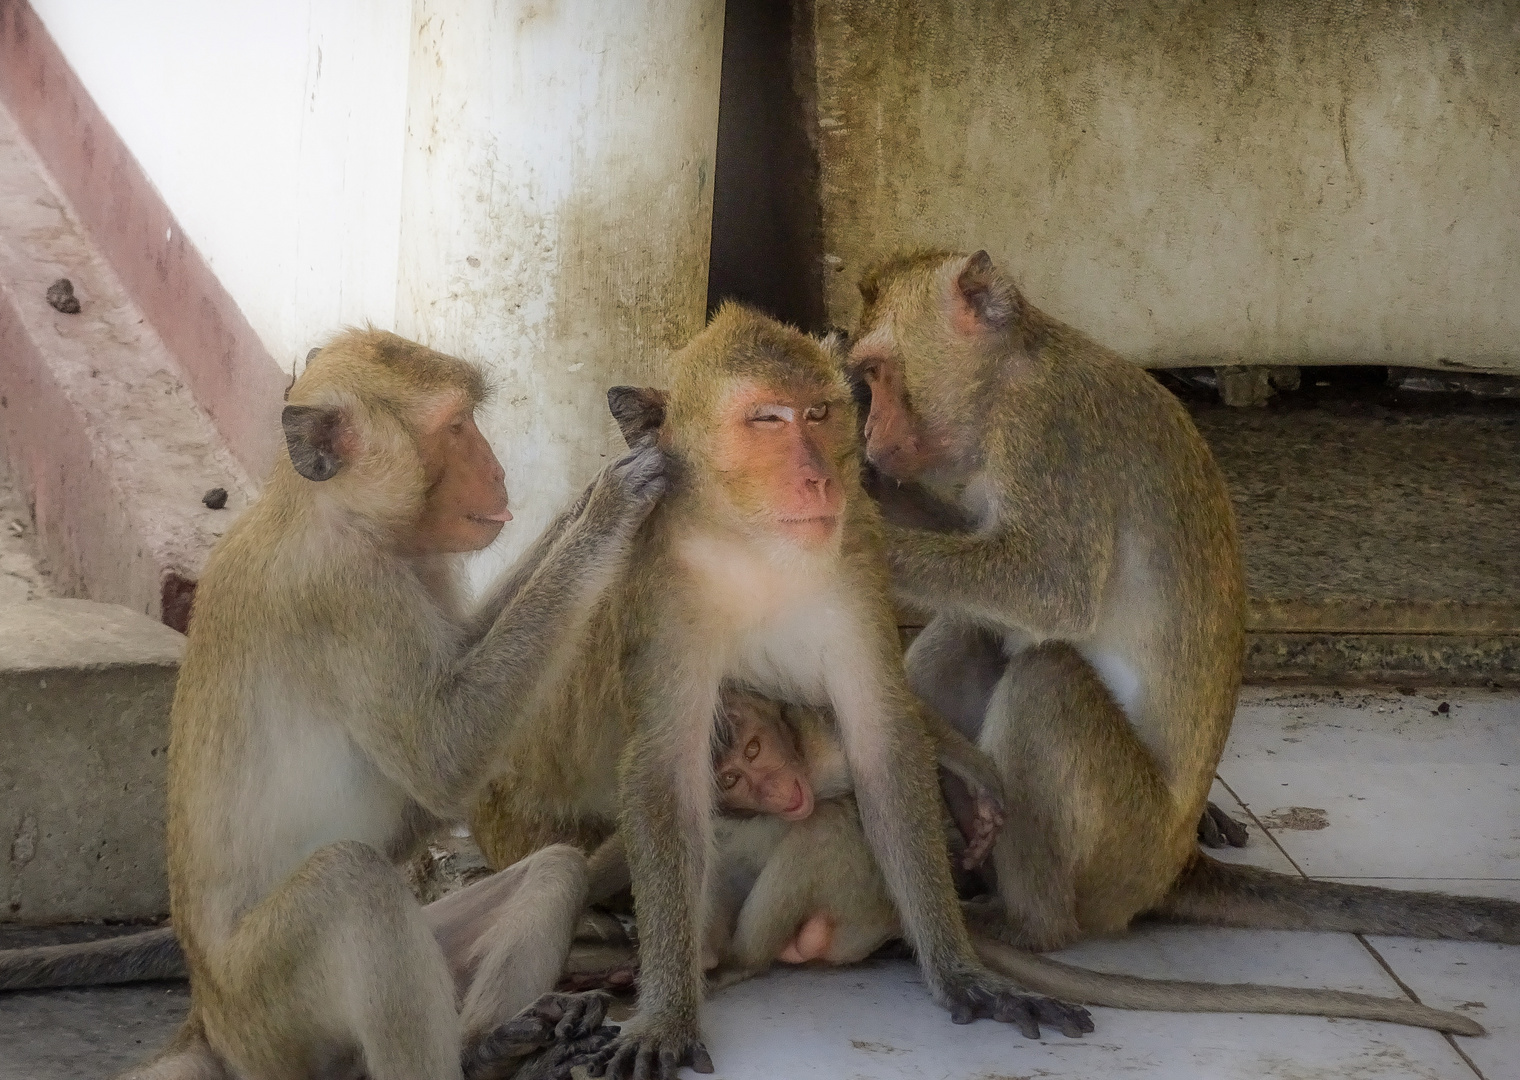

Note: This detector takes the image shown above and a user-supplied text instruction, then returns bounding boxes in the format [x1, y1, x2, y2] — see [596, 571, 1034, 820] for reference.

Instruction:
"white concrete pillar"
[397, 0, 725, 587]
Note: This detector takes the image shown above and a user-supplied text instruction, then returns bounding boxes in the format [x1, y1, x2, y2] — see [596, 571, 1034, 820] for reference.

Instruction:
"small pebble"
[202, 487, 228, 510]
[46, 278, 81, 314]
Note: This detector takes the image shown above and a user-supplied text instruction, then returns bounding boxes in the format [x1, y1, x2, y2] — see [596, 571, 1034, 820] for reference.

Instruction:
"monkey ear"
[953, 250, 1020, 331]
[281, 405, 346, 482]
[606, 386, 668, 448]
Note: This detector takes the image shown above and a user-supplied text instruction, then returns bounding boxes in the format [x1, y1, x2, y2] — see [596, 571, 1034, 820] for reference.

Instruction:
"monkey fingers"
[586, 1030, 715, 1080]
[556, 961, 638, 993]
[940, 972, 1094, 1039]
[960, 792, 1006, 869]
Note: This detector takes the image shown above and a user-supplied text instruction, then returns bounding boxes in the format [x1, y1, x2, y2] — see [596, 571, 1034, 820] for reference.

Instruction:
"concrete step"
[1, 599, 181, 923]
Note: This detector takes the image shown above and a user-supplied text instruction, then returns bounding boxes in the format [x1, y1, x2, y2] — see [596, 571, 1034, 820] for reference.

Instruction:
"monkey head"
[611, 305, 856, 550]
[846, 250, 1024, 483]
[281, 331, 511, 554]
[714, 690, 816, 822]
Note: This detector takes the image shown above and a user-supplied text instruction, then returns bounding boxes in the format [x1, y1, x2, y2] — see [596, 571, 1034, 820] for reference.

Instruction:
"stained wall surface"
[810, 1, 1520, 373]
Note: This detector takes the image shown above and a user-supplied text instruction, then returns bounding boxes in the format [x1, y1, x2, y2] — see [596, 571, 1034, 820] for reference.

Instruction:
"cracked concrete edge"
[1248, 597, 1520, 636]
[1245, 631, 1520, 687]
[0, 598, 182, 672]
[0, 103, 254, 628]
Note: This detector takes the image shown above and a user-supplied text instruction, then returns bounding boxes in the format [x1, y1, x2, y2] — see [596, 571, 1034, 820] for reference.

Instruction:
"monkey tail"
[972, 937, 1483, 1035]
[0, 926, 185, 991]
[1153, 853, 1520, 945]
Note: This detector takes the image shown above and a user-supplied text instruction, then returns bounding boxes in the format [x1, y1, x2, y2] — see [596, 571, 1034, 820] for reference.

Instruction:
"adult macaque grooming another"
[473, 306, 1096, 1080]
[576, 697, 1481, 1035]
[107, 330, 663, 1080]
[849, 249, 1520, 951]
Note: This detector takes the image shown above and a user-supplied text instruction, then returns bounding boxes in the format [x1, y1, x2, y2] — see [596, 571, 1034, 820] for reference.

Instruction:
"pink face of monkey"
[714, 692, 816, 822]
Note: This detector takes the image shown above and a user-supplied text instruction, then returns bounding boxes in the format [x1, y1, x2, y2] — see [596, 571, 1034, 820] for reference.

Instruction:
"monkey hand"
[942, 773, 1005, 869]
[462, 991, 617, 1080]
[959, 789, 1005, 869]
[937, 968, 1094, 1039]
[585, 1020, 715, 1080]
[584, 441, 670, 539]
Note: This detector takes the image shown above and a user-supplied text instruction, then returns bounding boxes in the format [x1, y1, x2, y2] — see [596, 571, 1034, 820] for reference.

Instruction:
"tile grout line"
[1354, 937, 1489, 1080]
[1218, 775, 1489, 1080]
[1215, 775, 1309, 877]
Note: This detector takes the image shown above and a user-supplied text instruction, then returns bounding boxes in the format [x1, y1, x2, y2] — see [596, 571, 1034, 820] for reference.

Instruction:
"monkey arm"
[346, 448, 665, 818]
[881, 519, 1112, 638]
[466, 480, 597, 639]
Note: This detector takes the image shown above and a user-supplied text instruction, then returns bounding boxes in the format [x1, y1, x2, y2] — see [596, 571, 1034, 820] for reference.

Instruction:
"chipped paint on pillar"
[397, 0, 725, 587]
[809, 0, 1520, 373]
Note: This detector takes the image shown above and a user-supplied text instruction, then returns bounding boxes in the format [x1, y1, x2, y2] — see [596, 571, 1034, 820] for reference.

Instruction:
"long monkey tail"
[1152, 853, 1520, 945]
[972, 937, 1483, 1036]
[0, 926, 185, 990]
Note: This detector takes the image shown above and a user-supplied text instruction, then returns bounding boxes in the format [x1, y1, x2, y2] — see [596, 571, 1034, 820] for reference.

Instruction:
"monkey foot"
[777, 912, 836, 963]
[939, 971, 1094, 1039]
[586, 1026, 715, 1080]
[1198, 801, 1250, 848]
[463, 992, 617, 1080]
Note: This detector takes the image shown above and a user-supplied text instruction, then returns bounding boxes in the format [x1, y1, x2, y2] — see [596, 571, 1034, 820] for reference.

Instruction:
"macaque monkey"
[571, 693, 1483, 1035]
[847, 249, 1520, 952]
[473, 305, 1097, 1080]
[84, 330, 665, 1080]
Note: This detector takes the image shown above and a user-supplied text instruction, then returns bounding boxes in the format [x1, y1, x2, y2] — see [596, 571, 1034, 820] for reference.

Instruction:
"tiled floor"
[1, 686, 1515, 1079]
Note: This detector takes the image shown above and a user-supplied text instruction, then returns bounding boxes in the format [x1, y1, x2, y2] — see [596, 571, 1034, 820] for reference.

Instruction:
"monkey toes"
[941, 972, 1094, 1039]
[1198, 801, 1250, 848]
[463, 992, 618, 1080]
[587, 1028, 715, 1080]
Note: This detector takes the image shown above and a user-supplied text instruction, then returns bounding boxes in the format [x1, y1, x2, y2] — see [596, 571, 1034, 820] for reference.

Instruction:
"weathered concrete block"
[0, 599, 182, 923]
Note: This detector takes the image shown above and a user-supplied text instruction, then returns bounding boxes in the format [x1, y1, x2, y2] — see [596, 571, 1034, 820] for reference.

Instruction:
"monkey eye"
[804, 403, 829, 422]
[748, 404, 795, 425]
[720, 771, 741, 790]
[744, 737, 762, 761]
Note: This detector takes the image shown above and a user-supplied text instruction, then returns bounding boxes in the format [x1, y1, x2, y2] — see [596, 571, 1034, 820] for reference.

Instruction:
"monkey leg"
[425, 843, 593, 1032]
[903, 615, 1007, 741]
[982, 643, 1182, 951]
[196, 840, 462, 1080]
[726, 804, 898, 976]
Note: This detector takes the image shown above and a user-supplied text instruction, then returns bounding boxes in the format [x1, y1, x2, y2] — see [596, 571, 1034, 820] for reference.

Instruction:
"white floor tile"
[1369, 938, 1519, 1080]
[1218, 689, 1520, 880]
[701, 959, 1477, 1079]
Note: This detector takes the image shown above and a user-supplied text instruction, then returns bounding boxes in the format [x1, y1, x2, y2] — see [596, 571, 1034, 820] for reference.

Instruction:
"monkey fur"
[847, 250, 1520, 955]
[470, 305, 1097, 1080]
[35, 329, 668, 1080]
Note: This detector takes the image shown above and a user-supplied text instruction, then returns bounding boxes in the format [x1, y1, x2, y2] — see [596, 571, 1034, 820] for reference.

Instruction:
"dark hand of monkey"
[580, 441, 669, 540]
[1198, 801, 1250, 848]
[939, 970, 1095, 1039]
[587, 1027, 715, 1080]
[462, 992, 617, 1080]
